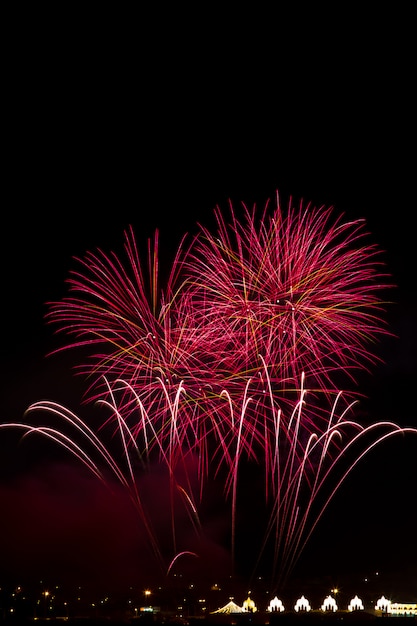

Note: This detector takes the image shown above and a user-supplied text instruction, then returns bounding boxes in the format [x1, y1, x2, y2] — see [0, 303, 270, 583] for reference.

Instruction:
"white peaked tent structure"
[211, 600, 244, 614]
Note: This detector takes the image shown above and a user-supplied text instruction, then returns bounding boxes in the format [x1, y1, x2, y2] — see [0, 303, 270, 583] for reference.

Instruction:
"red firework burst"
[179, 191, 393, 398]
[3, 190, 416, 591]
[44, 192, 394, 471]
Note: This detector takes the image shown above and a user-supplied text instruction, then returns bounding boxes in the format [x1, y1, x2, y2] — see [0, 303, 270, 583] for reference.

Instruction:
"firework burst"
[179, 192, 394, 399]
[45, 192, 394, 451]
[2, 190, 414, 591]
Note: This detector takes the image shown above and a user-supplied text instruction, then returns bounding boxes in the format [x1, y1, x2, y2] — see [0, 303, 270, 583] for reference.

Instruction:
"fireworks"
[2, 191, 416, 590]
[180, 194, 393, 395]
[45, 192, 394, 452]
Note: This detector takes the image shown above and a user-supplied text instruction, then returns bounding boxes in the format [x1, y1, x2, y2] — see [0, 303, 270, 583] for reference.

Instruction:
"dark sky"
[1, 8, 416, 602]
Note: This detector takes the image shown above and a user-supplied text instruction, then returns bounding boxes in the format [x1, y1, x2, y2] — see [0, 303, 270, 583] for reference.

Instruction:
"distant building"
[389, 603, 417, 616]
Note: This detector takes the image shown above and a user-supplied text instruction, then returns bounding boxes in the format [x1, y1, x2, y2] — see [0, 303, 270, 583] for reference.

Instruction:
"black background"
[1, 6, 416, 600]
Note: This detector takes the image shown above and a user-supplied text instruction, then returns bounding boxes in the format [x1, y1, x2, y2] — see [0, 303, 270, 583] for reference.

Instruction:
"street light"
[43, 591, 49, 618]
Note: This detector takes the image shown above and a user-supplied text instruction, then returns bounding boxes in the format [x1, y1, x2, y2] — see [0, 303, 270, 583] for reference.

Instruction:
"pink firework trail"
[2, 191, 416, 590]
[2, 375, 416, 590]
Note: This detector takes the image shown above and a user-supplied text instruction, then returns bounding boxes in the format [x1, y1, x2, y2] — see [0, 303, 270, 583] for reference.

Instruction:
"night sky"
[1, 9, 416, 601]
